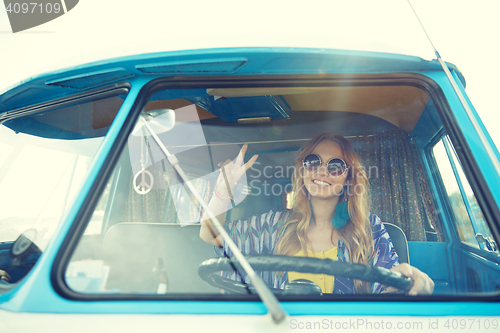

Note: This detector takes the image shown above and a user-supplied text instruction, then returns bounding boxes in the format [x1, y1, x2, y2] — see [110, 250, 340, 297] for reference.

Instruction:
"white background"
[0, 0, 499, 145]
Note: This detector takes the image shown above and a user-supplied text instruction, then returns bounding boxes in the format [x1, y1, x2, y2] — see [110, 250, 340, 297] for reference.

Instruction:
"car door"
[431, 135, 500, 293]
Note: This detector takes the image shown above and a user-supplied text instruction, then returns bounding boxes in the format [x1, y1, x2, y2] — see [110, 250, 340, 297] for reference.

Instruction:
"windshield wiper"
[140, 117, 287, 324]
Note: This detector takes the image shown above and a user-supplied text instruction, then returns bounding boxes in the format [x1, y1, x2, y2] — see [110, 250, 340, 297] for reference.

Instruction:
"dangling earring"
[309, 202, 313, 225]
[331, 186, 350, 229]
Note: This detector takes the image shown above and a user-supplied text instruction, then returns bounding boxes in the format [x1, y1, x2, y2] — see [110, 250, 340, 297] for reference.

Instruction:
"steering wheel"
[198, 255, 413, 294]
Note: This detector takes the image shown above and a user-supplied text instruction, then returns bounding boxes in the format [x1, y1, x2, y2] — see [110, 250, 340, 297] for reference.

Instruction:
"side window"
[432, 136, 498, 252]
[0, 93, 127, 248]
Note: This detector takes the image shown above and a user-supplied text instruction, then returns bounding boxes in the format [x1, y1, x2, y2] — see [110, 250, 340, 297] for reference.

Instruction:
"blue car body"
[0, 47, 499, 331]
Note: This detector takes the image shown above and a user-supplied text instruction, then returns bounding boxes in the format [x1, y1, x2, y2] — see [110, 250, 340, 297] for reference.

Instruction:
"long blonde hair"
[274, 133, 374, 293]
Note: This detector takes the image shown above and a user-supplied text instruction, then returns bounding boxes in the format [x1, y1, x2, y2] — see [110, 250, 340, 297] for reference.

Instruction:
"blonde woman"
[200, 133, 434, 295]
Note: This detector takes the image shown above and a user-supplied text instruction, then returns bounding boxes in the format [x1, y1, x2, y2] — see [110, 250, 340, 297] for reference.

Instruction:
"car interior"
[1, 77, 499, 298]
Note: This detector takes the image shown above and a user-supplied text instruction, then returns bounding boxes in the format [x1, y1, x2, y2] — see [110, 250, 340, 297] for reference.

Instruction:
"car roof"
[0, 47, 463, 114]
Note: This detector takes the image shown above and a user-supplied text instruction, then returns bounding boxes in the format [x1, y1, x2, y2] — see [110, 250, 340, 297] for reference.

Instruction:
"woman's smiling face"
[303, 139, 348, 199]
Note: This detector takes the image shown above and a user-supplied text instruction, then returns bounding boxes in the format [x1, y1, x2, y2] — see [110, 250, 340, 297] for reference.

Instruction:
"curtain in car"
[354, 129, 442, 242]
[121, 128, 442, 241]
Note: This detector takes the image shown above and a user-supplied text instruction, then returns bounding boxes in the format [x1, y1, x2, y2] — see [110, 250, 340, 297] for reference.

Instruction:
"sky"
[410, 0, 500, 147]
[0, 0, 499, 144]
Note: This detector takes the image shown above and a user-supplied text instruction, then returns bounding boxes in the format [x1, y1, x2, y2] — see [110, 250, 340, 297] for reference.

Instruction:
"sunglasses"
[302, 154, 348, 176]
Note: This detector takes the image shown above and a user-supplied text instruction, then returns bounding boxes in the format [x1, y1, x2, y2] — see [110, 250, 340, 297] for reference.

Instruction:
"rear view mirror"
[132, 109, 175, 136]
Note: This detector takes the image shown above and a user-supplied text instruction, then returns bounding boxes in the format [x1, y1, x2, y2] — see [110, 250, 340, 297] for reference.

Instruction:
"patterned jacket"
[214, 209, 400, 294]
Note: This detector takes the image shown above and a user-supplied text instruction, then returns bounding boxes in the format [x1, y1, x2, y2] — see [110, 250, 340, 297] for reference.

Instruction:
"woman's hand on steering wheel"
[390, 263, 434, 295]
[216, 144, 258, 197]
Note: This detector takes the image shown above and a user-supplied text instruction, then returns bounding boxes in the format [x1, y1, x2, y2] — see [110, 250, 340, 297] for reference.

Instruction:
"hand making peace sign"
[215, 144, 259, 198]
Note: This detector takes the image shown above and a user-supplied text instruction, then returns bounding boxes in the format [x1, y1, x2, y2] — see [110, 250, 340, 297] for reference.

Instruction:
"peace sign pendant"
[133, 168, 154, 195]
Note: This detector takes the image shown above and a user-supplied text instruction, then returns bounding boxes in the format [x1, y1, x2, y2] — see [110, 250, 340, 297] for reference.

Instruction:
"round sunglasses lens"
[303, 154, 321, 171]
[327, 159, 346, 176]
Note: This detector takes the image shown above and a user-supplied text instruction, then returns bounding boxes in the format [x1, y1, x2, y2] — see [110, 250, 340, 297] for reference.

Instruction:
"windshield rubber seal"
[50, 73, 500, 304]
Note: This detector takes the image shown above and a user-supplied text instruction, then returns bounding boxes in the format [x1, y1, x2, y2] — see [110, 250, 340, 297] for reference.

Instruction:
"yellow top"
[287, 246, 338, 293]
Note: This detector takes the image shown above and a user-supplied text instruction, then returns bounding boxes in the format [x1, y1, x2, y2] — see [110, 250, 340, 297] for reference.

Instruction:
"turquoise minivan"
[0, 46, 499, 331]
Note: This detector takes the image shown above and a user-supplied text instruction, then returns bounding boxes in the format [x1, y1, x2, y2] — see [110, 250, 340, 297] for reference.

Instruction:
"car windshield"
[61, 80, 500, 298]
